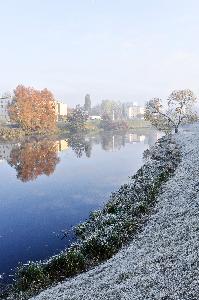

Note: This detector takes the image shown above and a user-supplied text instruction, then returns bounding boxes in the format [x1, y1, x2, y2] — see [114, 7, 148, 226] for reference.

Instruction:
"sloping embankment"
[30, 126, 199, 300]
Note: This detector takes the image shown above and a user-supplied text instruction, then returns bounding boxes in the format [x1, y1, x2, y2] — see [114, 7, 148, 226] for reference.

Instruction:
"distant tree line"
[91, 100, 127, 120]
[4, 86, 198, 135]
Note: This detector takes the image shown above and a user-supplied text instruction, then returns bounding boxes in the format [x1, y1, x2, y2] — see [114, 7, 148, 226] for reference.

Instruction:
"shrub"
[0, 127, 25, 141]
[100, 119, 128, 131]
[44, 250, 86, 280]
[15, 263, 46, 292]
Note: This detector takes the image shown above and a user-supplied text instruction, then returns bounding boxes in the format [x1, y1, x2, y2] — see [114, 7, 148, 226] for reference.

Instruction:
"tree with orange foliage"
[8, 85, 57, 131]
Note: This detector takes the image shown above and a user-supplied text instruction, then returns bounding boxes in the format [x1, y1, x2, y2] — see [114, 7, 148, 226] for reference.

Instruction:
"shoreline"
[30, 125, 199, 300]
[3, 131, 181, 300]
[0, 120, 151, 144]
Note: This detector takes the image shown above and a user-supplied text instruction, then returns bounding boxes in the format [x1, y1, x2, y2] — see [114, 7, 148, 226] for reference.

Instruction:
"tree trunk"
[175, 127, 178, 133]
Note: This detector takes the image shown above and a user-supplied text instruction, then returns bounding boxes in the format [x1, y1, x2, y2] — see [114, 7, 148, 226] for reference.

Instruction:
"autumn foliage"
[8, 140, 60, 182]
[8, 85, 57, 131]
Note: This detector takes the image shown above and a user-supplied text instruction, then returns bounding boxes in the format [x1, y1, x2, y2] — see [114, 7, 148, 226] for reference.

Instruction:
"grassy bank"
[1, 134, 181, 300]
[0, 126, 68, 143]
[59, 119, 151, 134]
[0, 127, 26, 141]
[127, 119, 151, 128]
[84, 120, 103, 133]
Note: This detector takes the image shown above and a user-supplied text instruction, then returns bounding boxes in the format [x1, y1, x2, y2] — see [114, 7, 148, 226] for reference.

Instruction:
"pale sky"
[1, 0, 199, 106]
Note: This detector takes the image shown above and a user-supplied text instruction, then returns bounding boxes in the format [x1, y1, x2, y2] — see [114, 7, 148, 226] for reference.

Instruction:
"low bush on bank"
[24, 128, 59, 137]
[13, 250, 86, 295]
[85, 120, 102, 132]
[4, 135, 181, 300]
[100, 120, 128, 131]
[0, 127, 26, 141]
[0, 126, 60, 142]
[127, 119, 151, 129]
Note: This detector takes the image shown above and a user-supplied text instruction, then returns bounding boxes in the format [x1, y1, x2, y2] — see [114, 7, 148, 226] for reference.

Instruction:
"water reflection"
[0, 130, 161, 182]
[67, 134, 92, 158]
[100, 133, 125, 151]
[7, 141, 60, 182]
[0, 129, 161, 286]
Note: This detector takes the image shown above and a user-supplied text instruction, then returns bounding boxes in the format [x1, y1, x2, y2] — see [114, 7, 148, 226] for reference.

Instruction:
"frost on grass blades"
[3, 135, 181, 300]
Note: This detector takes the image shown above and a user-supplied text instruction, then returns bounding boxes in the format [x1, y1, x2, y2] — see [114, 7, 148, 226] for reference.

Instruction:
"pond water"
[0, 129, 161, 284]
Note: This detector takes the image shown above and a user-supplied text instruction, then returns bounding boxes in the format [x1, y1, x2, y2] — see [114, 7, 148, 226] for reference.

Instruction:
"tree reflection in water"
[100, 132, 126, 152]
[67, 132, 127, 157]
[67, 134, 92, 158]
[5, 130, 161, 182]
[8, 140, 60, 182]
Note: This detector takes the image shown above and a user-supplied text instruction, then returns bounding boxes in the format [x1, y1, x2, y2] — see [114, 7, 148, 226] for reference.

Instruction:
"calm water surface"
[0, 130, 160, 284]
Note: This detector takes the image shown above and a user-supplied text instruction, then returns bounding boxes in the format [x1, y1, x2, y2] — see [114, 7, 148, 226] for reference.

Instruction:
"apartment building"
[128, 106, 145, 119]
[128, 133, 146, 143]
[56, 139, 69, 152]
[0, 96, 68, 124]
[0, 97, 12, 123]
[56, 102, 67, 117]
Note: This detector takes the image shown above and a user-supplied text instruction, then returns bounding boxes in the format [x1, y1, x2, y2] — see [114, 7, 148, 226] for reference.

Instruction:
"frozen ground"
[31, 126, 199, 300]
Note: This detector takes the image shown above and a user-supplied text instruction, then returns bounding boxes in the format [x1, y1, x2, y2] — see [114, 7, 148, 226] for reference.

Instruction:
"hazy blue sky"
[1, 0, 199, 106]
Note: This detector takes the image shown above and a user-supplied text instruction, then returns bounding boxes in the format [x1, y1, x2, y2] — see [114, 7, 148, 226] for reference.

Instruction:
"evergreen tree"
[84, 94, 91, 114]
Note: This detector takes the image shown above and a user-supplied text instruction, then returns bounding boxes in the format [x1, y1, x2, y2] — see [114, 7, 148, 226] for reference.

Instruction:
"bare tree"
[145, 90, 197, 133]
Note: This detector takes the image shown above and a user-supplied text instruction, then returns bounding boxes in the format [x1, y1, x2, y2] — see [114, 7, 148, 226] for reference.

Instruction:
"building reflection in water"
[0, 130, 162, 182]
[128, 133, 146, 143]
[100, 133, 125, 152]
[56, 139, 69, 152]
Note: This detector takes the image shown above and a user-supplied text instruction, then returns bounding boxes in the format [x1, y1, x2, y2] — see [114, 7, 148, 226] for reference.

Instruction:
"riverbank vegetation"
[0, 126, 60, 142]
[0, 127, 26, 141]
[2, 87, 198, 144]
[0, 86, 151, 143]
[66, 105, 88, 132]
[0, 85, 154, 145]
[2, 135, 181, 300]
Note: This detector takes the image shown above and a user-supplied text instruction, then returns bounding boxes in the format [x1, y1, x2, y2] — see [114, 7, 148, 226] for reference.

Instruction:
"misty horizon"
[1, 0, 199, 106]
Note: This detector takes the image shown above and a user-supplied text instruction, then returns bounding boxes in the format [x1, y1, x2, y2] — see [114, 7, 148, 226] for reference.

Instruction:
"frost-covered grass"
[27, 125, 199, 300]
[3, 134, 181, 300]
